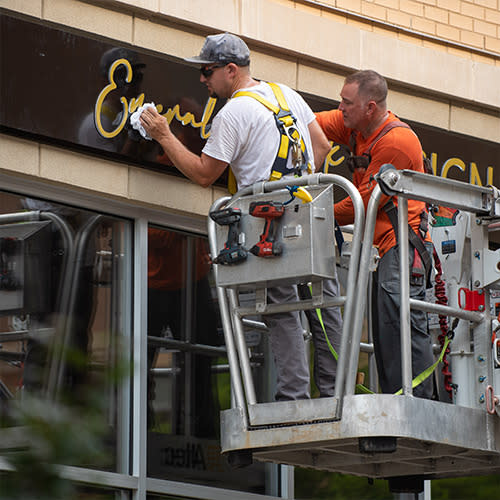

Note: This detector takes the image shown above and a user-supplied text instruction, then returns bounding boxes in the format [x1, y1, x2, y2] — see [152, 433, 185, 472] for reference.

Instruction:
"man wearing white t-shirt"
[141, 33, 342, 401]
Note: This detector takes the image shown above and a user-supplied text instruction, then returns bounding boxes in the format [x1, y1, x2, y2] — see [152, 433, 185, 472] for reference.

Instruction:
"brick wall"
[316, 0, 500, 56]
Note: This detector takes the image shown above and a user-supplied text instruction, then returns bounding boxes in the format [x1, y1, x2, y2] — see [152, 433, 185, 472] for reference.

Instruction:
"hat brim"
[183, 56, 217, 65]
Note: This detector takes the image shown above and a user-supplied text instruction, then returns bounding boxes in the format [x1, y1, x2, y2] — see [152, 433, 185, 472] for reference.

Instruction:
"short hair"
[345, 70, 388, 103]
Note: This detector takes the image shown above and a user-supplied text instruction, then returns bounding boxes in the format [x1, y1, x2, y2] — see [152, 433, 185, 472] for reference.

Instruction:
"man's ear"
[226, 63, 238, 75]
[366, 100, 378, 116]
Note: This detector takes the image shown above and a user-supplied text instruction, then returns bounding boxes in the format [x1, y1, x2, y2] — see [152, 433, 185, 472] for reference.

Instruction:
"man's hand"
[140, 107, 171, 142]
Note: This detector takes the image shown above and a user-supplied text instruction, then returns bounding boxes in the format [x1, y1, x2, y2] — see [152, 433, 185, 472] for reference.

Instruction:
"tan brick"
[389, 91, 450, 130]
[484, 7, 500, 24]
[242, 0, 363, 68]
[472, 62, 500, 107]
[436, 0, 461, 10]
[485, 36, 500, 53]
[450, 106, 500, 144]
[110, 0, 158, 10]
[128, 167, 212, 216]
[473, 0, 497, 9]
[436, 22, 461, 41]
[461, 2, 485, 18]
[251, 50, 297, 88]
[447, 45, 472, 59]
[387, 9, 412, 28]
[474, 19, 498, 37]
[471, 52, 496, 65]
[412, 16, 437, 34]
[158, 0, 239, 32]
[321, 9, 347, 24]
[337, 0, 362, 13]
[0, 134, 39, 177]
[373, 25, 399, 38]
[361, 1, 387, 20]
[40, 146, 129, 197]
[419, 0, 438, 4]
[376, 0, 399, 7]
[423, 38, 449, 51]
[44, 0, 133, 43]
[460, 30, 485, 48]
[424, 5, 449, 23]
[398, 31, 424, 46]
[294, 1, 318, 15]
[346, 17, 373, 31]
[1, 0, 42, 17]
[449, 12, 474, 30]
[134, 18, 202, 59]
[297, 65, 345, 103]
[400, 0, 425, 16]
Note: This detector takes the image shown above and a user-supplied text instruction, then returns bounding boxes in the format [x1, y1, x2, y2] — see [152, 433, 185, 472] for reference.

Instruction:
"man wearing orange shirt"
[316, 70, 434, 398]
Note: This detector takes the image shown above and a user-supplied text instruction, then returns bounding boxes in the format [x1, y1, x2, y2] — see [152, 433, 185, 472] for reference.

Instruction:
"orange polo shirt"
[316, 110, 428, 257]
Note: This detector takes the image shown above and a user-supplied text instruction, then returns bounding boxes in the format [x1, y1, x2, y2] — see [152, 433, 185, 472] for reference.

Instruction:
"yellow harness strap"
[232, 82, 312, 186]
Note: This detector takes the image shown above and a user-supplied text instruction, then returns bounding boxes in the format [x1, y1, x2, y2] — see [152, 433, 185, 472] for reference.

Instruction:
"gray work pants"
[371, 244, 434, 399]
[263, 278, 342, 401]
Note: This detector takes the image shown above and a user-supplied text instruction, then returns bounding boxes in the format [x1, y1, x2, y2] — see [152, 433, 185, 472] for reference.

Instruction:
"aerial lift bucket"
[210, 169, 500, 485]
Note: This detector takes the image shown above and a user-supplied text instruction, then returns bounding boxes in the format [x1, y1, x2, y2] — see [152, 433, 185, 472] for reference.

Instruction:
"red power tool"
[249, 201, 285, 257]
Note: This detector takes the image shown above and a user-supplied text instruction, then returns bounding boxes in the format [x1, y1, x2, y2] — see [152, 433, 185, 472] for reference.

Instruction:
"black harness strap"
[383, 200, 432, 286]
[347, 121, 411, 172]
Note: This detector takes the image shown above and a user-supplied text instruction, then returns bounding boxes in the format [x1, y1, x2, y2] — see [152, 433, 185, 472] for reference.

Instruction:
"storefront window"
[146, 226, 266, 493]
[0, 190, 132, 475]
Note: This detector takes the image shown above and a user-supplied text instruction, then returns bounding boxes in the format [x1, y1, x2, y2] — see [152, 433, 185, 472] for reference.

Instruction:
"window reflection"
[0, 191, 131, 473]
[146, 227, 266, 493]
[147, 228, 220, 437]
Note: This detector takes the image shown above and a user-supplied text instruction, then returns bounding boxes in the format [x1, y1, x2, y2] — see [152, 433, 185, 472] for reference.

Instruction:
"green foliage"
[1, 394, 109, 500]
[0, 345, 128, 499]
[431, 475, 500, 500]
[295, 470, 392, 500]
[295, 469, 500, 500]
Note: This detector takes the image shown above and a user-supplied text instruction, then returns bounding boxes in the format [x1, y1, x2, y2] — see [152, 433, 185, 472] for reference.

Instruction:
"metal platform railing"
[208, 173, 364, 425]
[215, 168, 500, 483]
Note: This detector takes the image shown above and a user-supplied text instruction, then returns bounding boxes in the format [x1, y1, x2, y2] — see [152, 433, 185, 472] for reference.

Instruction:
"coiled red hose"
[433, 246, 453, 399]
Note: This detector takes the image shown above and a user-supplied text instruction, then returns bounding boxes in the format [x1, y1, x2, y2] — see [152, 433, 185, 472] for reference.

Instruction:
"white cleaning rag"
[129, 102, 156, 140]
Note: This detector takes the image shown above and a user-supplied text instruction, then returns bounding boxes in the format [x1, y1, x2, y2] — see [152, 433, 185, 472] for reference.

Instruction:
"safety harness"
[233, 82, 313, 182]
[339, 120, 451, 395]
[349, 120, 432, 285]
[347, 120, 410, 171]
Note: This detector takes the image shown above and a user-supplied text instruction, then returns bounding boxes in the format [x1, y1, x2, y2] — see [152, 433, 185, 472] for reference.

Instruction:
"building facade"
[0, 1, 499, 499]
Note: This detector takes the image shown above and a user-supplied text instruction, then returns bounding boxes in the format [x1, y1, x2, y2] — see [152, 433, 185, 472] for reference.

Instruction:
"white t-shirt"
[202, 82, 316, 190]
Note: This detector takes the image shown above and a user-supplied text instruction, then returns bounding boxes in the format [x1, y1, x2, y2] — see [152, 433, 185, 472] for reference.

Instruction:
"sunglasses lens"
[201, 67, 213, 77]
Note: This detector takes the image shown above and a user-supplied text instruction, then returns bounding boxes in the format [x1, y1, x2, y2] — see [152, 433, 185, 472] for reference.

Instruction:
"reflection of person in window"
[147, 228, 219, 438]
[77, 47, 151, 159]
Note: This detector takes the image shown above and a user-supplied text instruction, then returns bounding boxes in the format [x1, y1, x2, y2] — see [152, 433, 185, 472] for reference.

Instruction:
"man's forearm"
[141, 106, 220, 187]
[157, 132, 205, 184]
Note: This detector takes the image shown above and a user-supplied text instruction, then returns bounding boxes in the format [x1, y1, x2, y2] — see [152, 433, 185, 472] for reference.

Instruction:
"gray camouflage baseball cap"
[184, 33, 250, 66]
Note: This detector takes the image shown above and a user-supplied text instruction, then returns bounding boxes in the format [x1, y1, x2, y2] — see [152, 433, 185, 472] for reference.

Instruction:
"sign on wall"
[0, 12, 498, 190]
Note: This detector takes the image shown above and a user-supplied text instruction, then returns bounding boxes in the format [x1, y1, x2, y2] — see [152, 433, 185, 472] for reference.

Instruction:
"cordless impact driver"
[209, 207, 247, 265]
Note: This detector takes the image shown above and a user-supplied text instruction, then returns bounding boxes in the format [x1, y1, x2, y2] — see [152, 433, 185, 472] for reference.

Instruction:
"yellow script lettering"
[94, 58, 133, 139]
[161, 98, 217, 139]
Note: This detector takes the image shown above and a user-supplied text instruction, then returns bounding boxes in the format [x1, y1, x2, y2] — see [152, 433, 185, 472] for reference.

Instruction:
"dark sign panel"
[0, 12, 223, 179]
[1, 12, 498, 190]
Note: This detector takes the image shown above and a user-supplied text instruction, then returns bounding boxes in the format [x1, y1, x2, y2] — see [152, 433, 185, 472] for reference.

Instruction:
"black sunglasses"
[200, 64, 227, 78]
